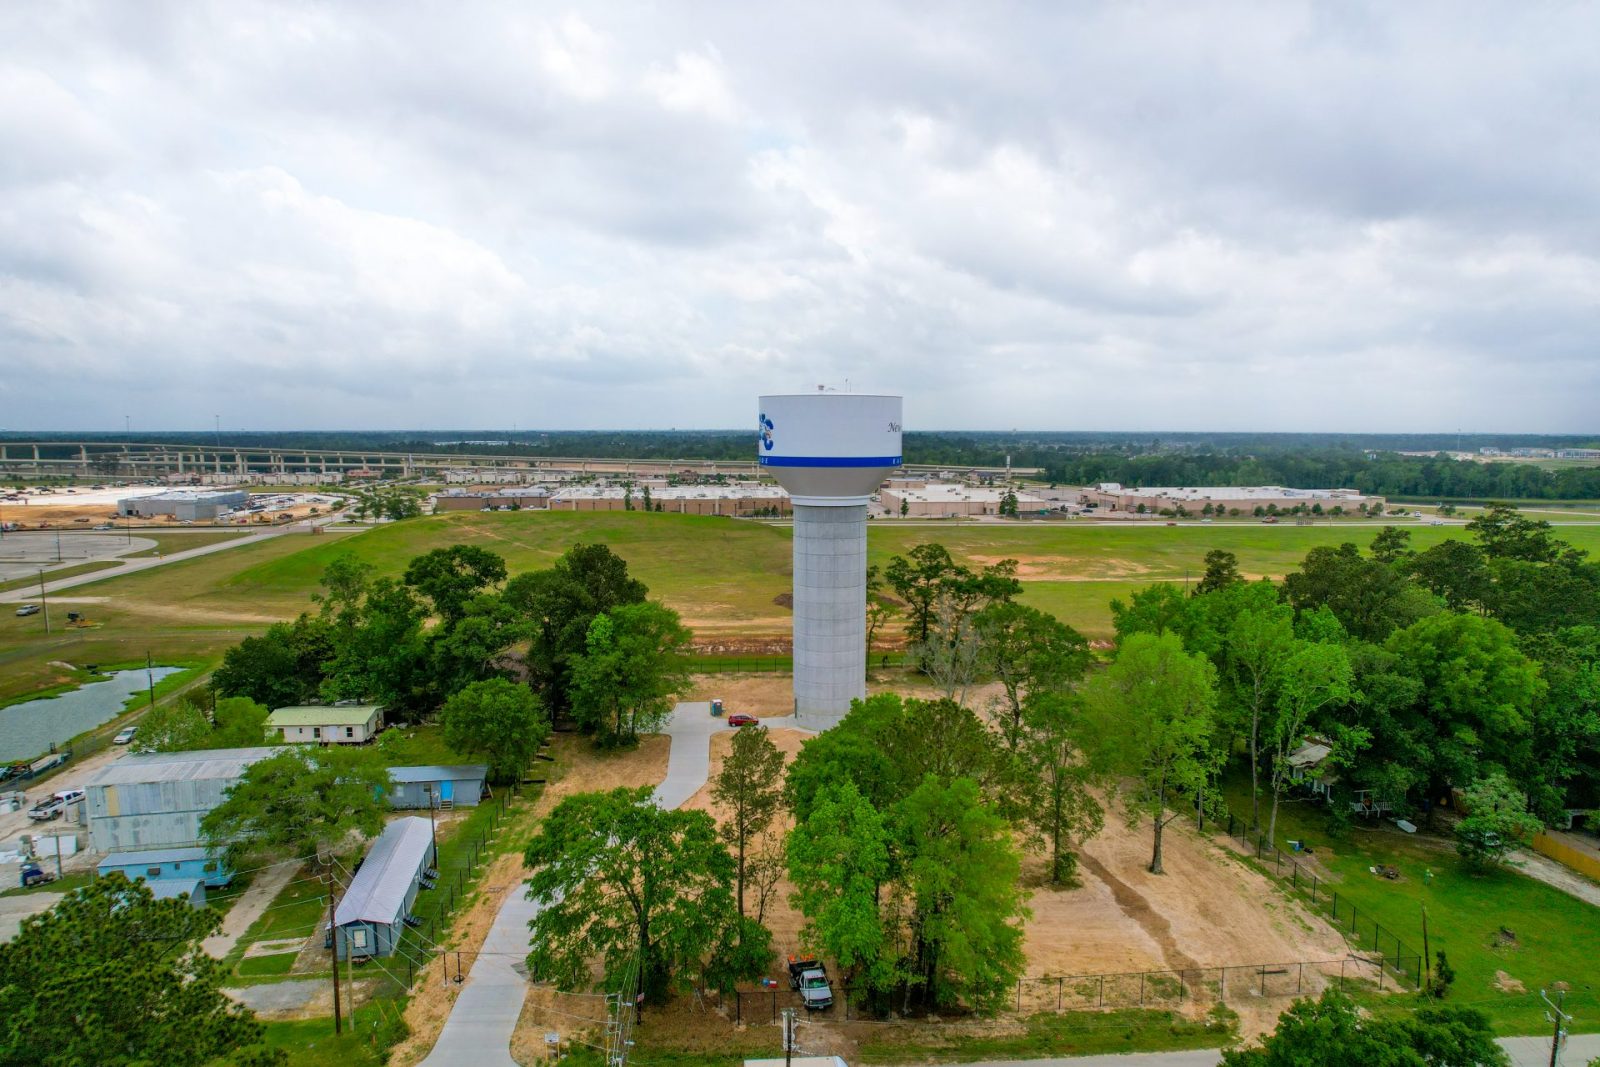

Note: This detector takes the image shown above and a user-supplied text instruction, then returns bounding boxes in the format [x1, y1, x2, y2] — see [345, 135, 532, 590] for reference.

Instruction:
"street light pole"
[38, 568, 49, 634]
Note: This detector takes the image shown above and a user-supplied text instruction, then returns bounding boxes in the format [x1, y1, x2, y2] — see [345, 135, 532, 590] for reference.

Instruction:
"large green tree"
[213, 613, 334, 708]
[1223, 602, 1296, 831]
[1282, 543, 1438, 642]
[201, 748, 392, 869]
[504, 543, 648, 716]
[440, 677, 550, 785]
[1021, 692, 1104, 884]
[1454, 771, 1543, 868]
[569, 601, 693, 746]
[0, 876, 282, 1067]
[1083, 633, 1218, 874]
[1265, 640, 1355, 842]
[709, 725, 785, 920]
[403, 545, 507, 625]
[786, 780, 894, 992]
[524, 787, 750, 1003]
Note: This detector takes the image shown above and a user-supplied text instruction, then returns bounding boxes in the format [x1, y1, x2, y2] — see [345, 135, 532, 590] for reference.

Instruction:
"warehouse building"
[549, 484, 791, 516]
[1077, 483, 1383, 514]
[117, 489, 249, 520]
[334, 817, 436, 959]
[878, 481, 1048, 518]
[97, 846, 234, 888]
[385, 765, 489, 810]
[432, 487, 550, 512]
[84, 747, 277, 852]
[267, 705, 384, 744]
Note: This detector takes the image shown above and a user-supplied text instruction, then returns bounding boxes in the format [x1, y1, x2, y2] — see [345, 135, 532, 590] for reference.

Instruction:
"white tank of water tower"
[758, 390, 903, 728]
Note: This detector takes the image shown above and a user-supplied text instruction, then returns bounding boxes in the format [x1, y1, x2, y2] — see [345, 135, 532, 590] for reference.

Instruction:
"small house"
[384, 765, 489, 810]
[267, 705, 384, 745]
[146, 877, 207, 909]
[1285, 740, 1334, 800]
[334, 817, 435, 959]
[98, 846, 234, 888]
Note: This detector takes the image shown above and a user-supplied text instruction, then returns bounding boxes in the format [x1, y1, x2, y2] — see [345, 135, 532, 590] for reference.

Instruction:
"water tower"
[758, 390, 902, 728]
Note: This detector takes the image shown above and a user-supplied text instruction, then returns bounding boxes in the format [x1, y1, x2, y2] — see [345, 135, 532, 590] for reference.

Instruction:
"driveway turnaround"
[419, 702, 721, 1067]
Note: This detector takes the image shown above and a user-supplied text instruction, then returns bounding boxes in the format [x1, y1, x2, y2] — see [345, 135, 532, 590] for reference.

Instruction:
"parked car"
[15, 604, 41, 617]
[727, 713, 760, 727]
[113, 726, 138, 745]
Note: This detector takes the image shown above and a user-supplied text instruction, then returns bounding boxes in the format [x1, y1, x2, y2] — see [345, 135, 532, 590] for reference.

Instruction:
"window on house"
[312, 727, 321, 739]
[345, 726, 354, 738]
[146, 867, 161, 877]
[203, 861, 218, 873]
[350, 928, 368, 948]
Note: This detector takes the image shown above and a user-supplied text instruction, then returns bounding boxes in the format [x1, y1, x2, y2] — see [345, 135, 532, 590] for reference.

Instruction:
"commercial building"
[1077, 483, 1382, 514]
[432, 487, 550, 512]
[385, 765, 489, 810]
[84, 747, 277, 852]
[334, 817, 436, 958]
[97, 846, 234, 889]
[117, 489, 250, 520]
[549, 484, 791, 516]
[878, 480, 1048, 518]
[267, 705, 384, 744]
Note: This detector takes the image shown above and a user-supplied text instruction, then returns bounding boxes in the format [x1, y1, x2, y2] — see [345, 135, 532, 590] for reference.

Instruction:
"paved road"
[0, 515, 350, 603]
[943, 1033, 1600, 1067]
[419, 702, 721, 1067]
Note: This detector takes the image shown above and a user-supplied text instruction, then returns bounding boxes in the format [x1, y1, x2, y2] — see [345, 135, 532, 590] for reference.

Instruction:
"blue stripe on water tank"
[758, 455, 902, 467]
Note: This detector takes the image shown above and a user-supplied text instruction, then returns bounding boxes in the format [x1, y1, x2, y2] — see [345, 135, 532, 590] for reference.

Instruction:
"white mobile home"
[267, 705, 384, 744]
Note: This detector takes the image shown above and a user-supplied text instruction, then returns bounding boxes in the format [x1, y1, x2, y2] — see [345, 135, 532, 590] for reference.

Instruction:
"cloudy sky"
[2, 3, 1596, 433]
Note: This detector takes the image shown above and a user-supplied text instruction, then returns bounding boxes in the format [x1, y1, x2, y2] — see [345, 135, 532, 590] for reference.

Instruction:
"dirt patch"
[965, 553, 1157, 581]
[1494, 969, 1526, 994]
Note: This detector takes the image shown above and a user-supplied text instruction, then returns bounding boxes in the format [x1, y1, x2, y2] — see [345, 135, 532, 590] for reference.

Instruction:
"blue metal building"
[384, 765, 489, 810]
[334, 817, 435, 959]
[97, 846, 234, 888]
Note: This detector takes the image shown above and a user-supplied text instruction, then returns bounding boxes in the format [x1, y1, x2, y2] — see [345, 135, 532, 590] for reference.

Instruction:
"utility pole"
[38, 569, 49, 634]
[146, 652, 156, 710]
[328, 878, 343, 1034]
[1421, 905, 1431, 992]
[782, 1007, 796, 1067]
[1542, 984, 1571, 1067]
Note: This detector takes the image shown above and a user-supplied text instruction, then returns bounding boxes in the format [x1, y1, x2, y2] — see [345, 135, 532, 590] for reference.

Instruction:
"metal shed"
[83, 747, 278, 852]
[97, 846, 234, 888]
[146, 877, 207, 909]
[334, 817, 435, 959]
[384, 765, 489, 810]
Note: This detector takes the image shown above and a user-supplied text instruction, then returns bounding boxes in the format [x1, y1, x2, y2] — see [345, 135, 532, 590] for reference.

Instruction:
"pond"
[0, 667, 182, 763]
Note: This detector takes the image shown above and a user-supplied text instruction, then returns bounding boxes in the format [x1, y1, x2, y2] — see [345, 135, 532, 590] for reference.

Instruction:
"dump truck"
[787, 955, 834, 1011]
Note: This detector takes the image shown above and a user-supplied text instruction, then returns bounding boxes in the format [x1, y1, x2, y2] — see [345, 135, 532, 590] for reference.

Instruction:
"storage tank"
[758, 392, 902, 727]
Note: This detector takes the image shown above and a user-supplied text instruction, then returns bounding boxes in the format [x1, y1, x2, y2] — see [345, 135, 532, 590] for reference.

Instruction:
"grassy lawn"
[0, 560, 121, 593]
[853, 1007, 1237, 1064]
[374, 723, 473, 767]
[257, 1018, 387, 1067]
[224, 863, 334, 972]
[0, 871, 93, 898]
[236, 952, 300, 977]
[1218, 772, 1600, 1035]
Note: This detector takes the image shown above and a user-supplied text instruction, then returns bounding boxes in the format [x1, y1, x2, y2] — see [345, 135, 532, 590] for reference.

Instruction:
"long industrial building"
[1078, 483, 1383, 514]
[549, 484, 791, 516]
[83, 747, 277, 852]
[117, 489, 249, 520]
[878, 480, 1049, 517]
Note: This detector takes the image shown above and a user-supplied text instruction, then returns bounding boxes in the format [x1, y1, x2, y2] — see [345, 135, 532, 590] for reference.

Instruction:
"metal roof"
[98, 846, 216, 869]
[86, 747, 279, 787]
[268, 706, 383, 727]
[147, 878, 206, 900]
[388, 765, 488, 784]
[336, 817, 434, 927]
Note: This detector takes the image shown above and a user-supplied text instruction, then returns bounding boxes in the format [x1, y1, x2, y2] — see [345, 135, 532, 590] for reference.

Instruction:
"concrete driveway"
[419, 702, 720, 1067]
[941, 1034, 1599, 1067]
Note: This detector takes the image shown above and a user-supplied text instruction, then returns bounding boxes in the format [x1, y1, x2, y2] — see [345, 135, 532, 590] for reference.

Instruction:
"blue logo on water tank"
[758, 413, 775, 451]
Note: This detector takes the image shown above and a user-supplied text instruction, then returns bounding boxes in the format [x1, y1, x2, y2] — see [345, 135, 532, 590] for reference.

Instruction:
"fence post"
[1276, 851, 1283, 876]
[1311, 874, 1318, 902]
[736, 992, 741, 1025]
[771, 991, 776, 1023]
[1058, 977, 1064, 1012]
[1339, 959, 1346, 991]
[1331, 890, 1338, 919]
[1297, 962, 1304, 994]
[1256, 834, 1264, 858]
[1220, 967, 1225, 1001]
[1228, 813, 1235, 837]
[1017, 981, 1022, 1013]
[1377, 955, 1385, 991]
[1259, 966, 1265, 997]
[1292, 864, 1298, 890]
[1098, 975, 1104, 1008]
[1139, 972, 1145, 1006]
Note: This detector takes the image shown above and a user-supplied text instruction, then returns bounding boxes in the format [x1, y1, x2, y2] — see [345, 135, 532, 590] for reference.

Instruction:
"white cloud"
[0, 1, 1596, 431]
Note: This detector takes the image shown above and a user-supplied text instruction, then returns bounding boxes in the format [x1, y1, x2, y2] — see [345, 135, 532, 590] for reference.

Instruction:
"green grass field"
[1219, 775, 1600, 1035]
[4, 511, 1599, 708]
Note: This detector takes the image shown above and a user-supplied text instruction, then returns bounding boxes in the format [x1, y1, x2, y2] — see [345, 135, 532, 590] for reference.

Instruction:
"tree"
[504, 543, 648, 716]
[900, 497, 909, 517]
[0, 875, 282, 1067]
[974, 601, 1090, 746]
[1406, 540, 1492, 612]
[864, 564, 896, 665]
[1222, 990, 1505, 1067]
[709, 725, 785, 919]
[1224, 604, 1296, 831]
[1454, 771, 1543, 867]
[1083, 633, 1218, 873]
[1195, 549, 1243, 595]
[1369, 525, 1412, 564]
[1109, 582, 1192, 643]
[213, 614, 333, 708]
[786, 781, 894, 993]
[130, 700, 213, 753]
[425, 591, 520, 696]
[1266, 641, 1354, 842]
[897, 776, 1029, 1013]
[570, 601, 693, 746]
[440, 678, 550, 786]
[999, 490, 1019, 517]
[1282, 543, 1437, 642]
[524, 787, 749, 1003]
[641, 485, 653, 512]
[1468, 503, 1560, 563]
[886, 543, 959, 644]
[1022, 692, 1104, 884]
[201, 748, 392, 869]
[403, 545, 507, 625]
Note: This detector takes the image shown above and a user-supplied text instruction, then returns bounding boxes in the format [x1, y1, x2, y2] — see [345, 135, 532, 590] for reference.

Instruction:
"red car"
[727, 713, 760, 727]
